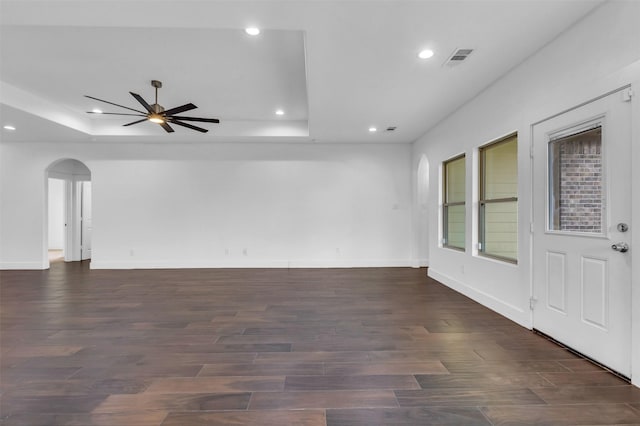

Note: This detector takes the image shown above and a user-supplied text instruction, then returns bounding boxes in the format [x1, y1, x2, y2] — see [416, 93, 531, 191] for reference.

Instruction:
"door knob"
[611, 242, 629, 253]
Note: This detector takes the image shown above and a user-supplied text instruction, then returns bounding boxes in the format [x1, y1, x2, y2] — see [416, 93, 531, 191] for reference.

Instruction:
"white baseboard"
[0, 261, 48, 270]
[89, 258, 416, 270]
[411, 258, 429, 268]
[428, 267, 531, 329]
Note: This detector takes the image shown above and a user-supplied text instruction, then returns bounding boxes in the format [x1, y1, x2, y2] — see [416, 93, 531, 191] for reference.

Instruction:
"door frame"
[526, 63, 640, 387]
[631, 79, 640, 389]
[530, 89, 631, 377]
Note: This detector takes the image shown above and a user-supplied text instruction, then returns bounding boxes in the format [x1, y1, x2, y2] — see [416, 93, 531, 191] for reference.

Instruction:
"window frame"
[442, 154, 466, 251]
[547, 123, 604, 236]
[478, 134, 518, 264]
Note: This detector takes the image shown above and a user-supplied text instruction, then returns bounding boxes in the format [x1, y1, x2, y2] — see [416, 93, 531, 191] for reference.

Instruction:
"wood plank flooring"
[1, 262, 639, 425]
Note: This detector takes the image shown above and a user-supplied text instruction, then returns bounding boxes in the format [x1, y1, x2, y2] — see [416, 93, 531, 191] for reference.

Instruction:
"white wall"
[0, 142, 413, 269]
[47, 178, 64, 249]
[0, 145, 50, 269]
[412, 0, 640, 384]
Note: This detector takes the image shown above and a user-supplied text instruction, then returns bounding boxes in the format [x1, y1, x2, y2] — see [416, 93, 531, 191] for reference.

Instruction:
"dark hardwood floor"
[1, 262, 639, 425]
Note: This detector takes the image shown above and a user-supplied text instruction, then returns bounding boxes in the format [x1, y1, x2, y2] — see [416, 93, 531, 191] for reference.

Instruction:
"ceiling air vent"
[444, 48, 473, 67]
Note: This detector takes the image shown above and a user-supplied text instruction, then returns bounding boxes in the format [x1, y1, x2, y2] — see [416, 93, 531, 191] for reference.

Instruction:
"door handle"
[611, 242, 629, 253]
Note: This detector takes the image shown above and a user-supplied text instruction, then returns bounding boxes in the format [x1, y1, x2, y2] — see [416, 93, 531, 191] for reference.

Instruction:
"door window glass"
[548, 126, 602, 233]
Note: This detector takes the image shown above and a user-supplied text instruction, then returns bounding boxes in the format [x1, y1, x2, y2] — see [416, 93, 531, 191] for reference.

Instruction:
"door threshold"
[533, 329, 630, 383]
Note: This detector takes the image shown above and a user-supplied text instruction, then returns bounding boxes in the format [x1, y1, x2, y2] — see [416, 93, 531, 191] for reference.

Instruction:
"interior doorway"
[46, 159, 92, 268]
[48, 177, 66, 263]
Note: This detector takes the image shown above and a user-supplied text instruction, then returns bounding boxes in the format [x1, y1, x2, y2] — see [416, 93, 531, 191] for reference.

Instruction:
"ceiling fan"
[85, 80, 220, 133]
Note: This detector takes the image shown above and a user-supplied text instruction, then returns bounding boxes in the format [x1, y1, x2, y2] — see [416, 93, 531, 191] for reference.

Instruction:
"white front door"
[532, 88, 632, 377]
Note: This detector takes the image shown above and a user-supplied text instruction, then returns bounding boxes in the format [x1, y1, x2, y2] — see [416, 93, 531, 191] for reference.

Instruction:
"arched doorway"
[45, 159, 91, 268]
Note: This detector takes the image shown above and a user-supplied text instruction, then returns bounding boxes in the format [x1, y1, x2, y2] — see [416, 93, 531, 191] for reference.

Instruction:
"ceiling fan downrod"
[151, 80, 162, 113]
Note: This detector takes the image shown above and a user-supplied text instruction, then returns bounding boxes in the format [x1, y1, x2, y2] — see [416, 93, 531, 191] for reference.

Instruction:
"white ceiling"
[0, 0, 604, 144]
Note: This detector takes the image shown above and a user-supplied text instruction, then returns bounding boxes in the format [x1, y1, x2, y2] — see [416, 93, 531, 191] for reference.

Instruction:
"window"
[479, 134, 517, 262]
[443, 155, 465, 250]
[549, 126, 602, 234]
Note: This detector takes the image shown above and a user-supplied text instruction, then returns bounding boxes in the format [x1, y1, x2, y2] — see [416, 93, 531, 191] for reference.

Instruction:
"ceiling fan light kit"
[148, 115, 164, 124]
[85, 80, 220, 133]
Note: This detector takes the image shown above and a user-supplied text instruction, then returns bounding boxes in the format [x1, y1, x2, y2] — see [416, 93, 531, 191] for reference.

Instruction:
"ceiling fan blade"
[87, 112, 147, 117]
[159, 122, 175, 133]
[123, 118, 149, 127]
[85, 95, 146, 114]
[170, 116, 220, 123]
[163, 103, 197, 116]
[169, 119, 209, 133]
[130, 92, 154, 113]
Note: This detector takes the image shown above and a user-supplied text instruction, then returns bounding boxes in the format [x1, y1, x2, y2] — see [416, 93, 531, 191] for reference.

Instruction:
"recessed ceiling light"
[92, 108, 103, 114]
[369, 127, 377, 133]
[418, 49, 434, 59]
[3, 125, 16, 131]
[275, 109, 284, 116]
[245, 27, 260, 36]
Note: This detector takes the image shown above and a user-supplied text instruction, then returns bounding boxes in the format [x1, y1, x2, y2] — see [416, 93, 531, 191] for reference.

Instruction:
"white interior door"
[532, 88, 632, 377]
[64, 180, 77, 262]
[81, 181, 92, 260]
